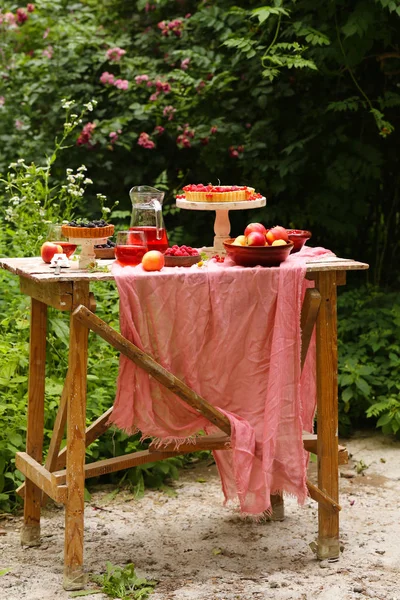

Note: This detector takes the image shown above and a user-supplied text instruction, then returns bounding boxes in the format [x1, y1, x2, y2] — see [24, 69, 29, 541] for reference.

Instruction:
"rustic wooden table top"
[0, 255, 369, 283]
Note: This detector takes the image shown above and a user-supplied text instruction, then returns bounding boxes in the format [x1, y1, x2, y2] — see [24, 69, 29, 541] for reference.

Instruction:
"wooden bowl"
[164, 254, 201, 267]
[94, 247, 115, 260]
[286, 229, 312, 253]
[223, 239, 294, 267]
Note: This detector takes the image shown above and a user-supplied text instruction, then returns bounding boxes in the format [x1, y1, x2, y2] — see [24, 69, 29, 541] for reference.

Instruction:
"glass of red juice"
[129, 226, 169, 253]
[46, 224, 77, 258]
[115, 230, 148, 266]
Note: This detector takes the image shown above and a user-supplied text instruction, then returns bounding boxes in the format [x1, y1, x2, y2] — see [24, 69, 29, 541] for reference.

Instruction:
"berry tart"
[61, 219, 114, 239]
[177, 184, 262, 203]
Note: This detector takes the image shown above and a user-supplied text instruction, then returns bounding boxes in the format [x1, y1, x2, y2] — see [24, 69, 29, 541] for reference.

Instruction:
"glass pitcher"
[129, 185, 169, 252]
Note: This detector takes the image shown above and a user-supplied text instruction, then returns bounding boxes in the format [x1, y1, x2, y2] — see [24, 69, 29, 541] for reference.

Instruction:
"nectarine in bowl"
[223, 239, 294, 267]
[286, 229, 312, 253]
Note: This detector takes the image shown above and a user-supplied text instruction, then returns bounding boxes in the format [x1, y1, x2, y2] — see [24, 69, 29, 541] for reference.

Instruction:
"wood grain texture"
[0, 256, 369, 284]
[315, 271, 340, 559]
[19, 278, 73, 310]
[56, 406, 113, 470]
[21, 298, 47, 547]
[306, 481, 341, 513]
[16, 452, 67, 504]
[54, 449, 181, 485]
[300, 288, 321, 371]
[63, 282, 90, 591]
[73, 305, 232, 436]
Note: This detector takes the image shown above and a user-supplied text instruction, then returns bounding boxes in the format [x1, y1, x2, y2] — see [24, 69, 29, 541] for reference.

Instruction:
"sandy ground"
[0, 431, 399, 600]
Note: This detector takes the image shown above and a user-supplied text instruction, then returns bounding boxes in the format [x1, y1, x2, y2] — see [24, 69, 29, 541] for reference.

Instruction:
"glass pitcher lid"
[129, 186, 164, 203]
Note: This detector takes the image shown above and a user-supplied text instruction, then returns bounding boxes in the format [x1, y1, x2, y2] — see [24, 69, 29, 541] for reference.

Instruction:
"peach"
[141, 250, 165, 272]
[244, 222, 266, 237]
[232, 235, 247, 246]
[266, 225, 289, 244]
[247, 231, 266, 246]
[41, 242, 63, 263]
[272, 239, 287, 246]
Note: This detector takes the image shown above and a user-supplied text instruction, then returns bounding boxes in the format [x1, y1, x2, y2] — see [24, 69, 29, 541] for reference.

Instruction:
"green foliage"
[0, 0, 400, 512]
[338, 286, 400, 436]
[91, 562, 156, 600]
[0, 0, 399, 283]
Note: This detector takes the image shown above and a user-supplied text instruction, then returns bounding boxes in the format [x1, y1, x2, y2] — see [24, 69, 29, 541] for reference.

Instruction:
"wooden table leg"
[315, 271, 340, 560]
[63, 282, 90, 591]
[21, 298, 47, 546]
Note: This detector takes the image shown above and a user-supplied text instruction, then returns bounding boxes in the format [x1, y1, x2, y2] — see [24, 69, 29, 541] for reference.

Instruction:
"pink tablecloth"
[110, 247, 333, 515]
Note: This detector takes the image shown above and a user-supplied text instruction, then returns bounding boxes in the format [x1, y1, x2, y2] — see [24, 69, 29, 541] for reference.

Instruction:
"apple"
[244, 222, 266, 237]
[247, 231, 266, 246]
[232, 235, 247, 246]
[41, 242, 63, 263]
[266, 225, 289, 245]
[272, 239, 288, 246]
[141, 250, 165, 272]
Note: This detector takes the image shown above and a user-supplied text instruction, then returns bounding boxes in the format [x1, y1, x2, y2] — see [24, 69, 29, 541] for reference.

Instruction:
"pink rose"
[76, 122, 96, 147]
[154, 125, 165, 135]
[27, 4, 35, 12]
[100, 71, 115, 85]
[138, 132, 155, 149]
[42, 46, 53, 59]
[114, 78, 129, 90]
[106, 47, 126, 62]
[16, 8, 28, 24]
[180, 58, 190, 70]
[135, 74, 149, 84]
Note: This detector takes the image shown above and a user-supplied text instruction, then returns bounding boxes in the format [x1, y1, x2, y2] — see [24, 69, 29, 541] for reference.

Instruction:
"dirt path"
[0, 432, 399, 600]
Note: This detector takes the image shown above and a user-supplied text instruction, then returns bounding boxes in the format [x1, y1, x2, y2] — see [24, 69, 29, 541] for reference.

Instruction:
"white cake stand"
[68, 237, 109, 269]
[176, 197, 267, 254]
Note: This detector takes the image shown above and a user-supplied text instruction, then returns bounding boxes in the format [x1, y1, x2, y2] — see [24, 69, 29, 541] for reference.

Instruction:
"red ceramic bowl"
[164, 254, 201, 267]
[223, 239, 294, 267]
[286, 229, 312, 253]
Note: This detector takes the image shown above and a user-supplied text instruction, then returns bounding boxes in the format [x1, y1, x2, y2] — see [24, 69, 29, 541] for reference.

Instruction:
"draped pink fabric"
[110, 247, 334, 514]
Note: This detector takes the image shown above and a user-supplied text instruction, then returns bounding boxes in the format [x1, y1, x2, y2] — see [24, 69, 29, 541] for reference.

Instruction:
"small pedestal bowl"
[286, 230, 312, 253]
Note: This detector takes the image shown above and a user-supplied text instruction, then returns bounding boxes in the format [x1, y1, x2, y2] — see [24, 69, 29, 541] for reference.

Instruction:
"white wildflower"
[64, 122, 72, 128]
[77, 165, 87, 172]
[84, 102, 94, 112]
[67, 175, 76, 183]
[70, 113, 78, 120]
[61, 99, 75, 109]
[66, 168, 73, 174]
[8, 163, 17, 169]
[102, 207, 111, 214]
[83, 178, 93, 185]
[17, 158, 25, 164]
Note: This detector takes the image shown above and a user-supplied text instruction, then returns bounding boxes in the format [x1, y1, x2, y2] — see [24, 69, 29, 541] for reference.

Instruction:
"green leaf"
[251, 6, 290, 24]
[0, 568, 11, 577]
[376, 412, 393, 427]
[355, 377, 371, 396]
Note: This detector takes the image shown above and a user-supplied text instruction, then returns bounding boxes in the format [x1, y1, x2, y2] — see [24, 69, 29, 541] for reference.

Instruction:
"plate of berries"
[164, 245, 201, 267]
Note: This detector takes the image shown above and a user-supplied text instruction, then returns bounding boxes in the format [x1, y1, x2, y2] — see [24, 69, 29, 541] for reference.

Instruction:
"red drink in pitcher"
[115, 244, 147, 266]
[54, 241, 77, 258]
[129, 226, 169, 253]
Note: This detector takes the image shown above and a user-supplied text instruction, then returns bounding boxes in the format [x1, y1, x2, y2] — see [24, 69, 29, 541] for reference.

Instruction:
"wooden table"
[0, 255, 368, 590]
